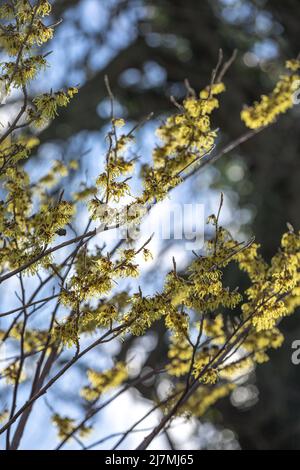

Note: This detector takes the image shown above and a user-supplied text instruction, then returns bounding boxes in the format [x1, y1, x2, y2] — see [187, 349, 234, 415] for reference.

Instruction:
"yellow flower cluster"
[59, 250, 115, 308]
[1, 55, 47, 88]
[140, 83, 225, 202]
[166, 336, 193, 377]
[0, 142, 31, 171]
[163, 217, 300, 392]
[59, 246, 140, 312]
[3, 362, 26, 384]
[124, 293, 168, 336]
[165, 309, 189, 338]
[88, 128, 135, 220]
[184, 383, 236, 418]
[81, 362, 128, 401]
[202, 314, 226, 345]
[241, 59, 300, 129]
[164, 381, 236, 419]
[235, 228, 300, 331]
[37, 159, 78, 190]
[32, 201, 74, 243]
[0, 3, 80, 278]
[219, 356, 254, 380]
[81, 304, 119, 332]
[29, 88, 78, 127]
[8, 323, 49, 353]
[52, 414, 91, 440]
[73, 185, 98, 202]
[0, 1, 53, 56]
[0, 160, 74, 272]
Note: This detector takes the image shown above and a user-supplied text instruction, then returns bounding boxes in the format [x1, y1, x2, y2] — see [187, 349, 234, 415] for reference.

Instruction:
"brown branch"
[0, 321, 130, 437]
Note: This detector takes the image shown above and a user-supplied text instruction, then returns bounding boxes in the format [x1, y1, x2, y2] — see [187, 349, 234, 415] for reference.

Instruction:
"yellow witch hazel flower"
[202, 314, 226, 345]
[0, 1, 53, 56]
[36, 0, 52, 17]
[236, 227, 300, 331]
[52, 414, 91, 440]
[80, 303, 119, 332]
[1, 55, 47, 88]
[154, 81, 224, 168]
[0, 4, 14, 20]
[163, 215, 300, 395]
[4, 362, 26, 384]
[112, 118, 125, 128]
[29, 88, 78, 127]
[36, 160, 71, 189]
[219, 356, 254, 380]
[59, 250, 115, 308]
[31, 201, 75, 243]
[124, 293, 168, 336]
[81, 362, 128, 401]
[166, 335, 193, 377]
[241, 59, 300, 129]
[184, 383, 236, 418]
[9, 323, 49, 353]
[164, 381, 236, 420]
[58, 245, 141, 312]
[88, 122, 135, 218]
[140, 81, 225, 203]
[165, 308, 189, 338]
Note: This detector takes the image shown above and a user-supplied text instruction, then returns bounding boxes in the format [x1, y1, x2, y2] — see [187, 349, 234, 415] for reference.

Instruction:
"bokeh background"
[1, 0, 300, 450]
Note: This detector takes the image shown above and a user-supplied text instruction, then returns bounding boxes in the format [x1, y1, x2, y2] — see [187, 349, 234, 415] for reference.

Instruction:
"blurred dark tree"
[43, 0, 300, 449]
